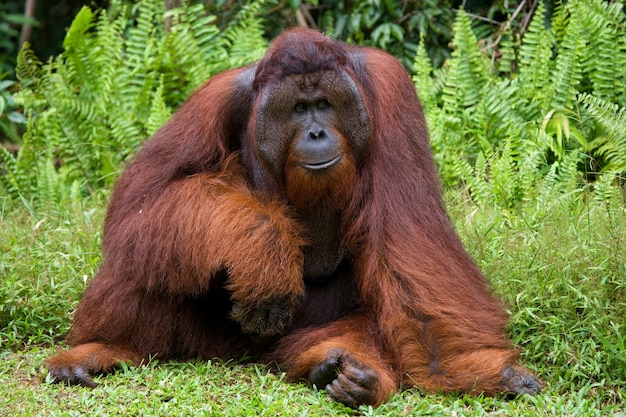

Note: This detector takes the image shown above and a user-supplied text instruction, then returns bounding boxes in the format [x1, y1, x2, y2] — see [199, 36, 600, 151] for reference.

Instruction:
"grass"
[2, 347, 621, 416]
[1, 188, 625, 416]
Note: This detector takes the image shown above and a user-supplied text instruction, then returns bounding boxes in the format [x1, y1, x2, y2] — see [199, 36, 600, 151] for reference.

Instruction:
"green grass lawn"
[2, 347, 620, 416]
[1, 190, 625, 416]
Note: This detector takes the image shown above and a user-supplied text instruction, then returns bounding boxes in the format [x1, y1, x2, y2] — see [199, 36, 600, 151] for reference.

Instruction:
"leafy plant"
[290, 0, 456, 67]
[418, 0, 626, 208]
[0, 3, 39, 78]
[0, 78, 25, 143]
[0, 0, 268, 209]
[2, 0, 625, 212]
[1, 2, 625, 414]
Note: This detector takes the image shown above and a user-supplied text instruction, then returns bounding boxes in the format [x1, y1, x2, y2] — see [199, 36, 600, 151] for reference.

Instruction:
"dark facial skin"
[290, 98, 344, 171]
[253, 69, 371, 185]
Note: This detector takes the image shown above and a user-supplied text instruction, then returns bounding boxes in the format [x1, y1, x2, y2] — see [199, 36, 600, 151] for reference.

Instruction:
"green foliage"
[2, 189, 625, 414]
[578, 93, 626, 173]
[448, 189, 626, 412]
[0, 0, 267, 209]
[0, 198, 104, 348]
[280, 1, 548, 70]
[0, 79, 26, 143]
[288, 0, 455, 68]
[421, 1, 626, 208]
[0, 2, 38, 78]
[1, 2, 625, 414]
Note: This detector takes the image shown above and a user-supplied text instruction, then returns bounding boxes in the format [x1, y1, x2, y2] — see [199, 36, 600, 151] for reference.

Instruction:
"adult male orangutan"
[46, 28, 541, 408]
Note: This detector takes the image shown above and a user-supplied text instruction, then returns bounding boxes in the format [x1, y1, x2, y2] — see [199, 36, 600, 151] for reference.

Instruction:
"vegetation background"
[1, 0, 624, 415]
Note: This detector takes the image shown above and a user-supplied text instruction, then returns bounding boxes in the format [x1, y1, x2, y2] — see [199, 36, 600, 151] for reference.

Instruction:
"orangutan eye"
[318, 99, 330, 109]
[294, 103, 306, 113]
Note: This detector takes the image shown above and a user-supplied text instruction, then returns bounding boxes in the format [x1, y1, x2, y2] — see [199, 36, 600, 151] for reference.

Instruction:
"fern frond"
[412, 35, 436, 111]
[62, 7, 98, 96]
[124, 0, 162, 66]
[593, 171, 624, 206]
[145, 77, 172, 137]
[541, 150, 584, 194]
[222, 1, 268, 68]
[497, 31, 516, 76]
[92, 5, 127, 103]
[516, 138, 546, 202]
[35, 158, 61, 209]
[579, 93, 626, 172]
[490, 141, 519, 207]
[475, 79, 526, 144]
[0, 124, 43, 202]
[15, 43, 43, 87]
[10, 0, 273, 208]
[447, 10, 490, 109]
[452, 154, 491, 206]
[550, 2, 585, 110]
[164, 3, 223, 90]
[579, 0, 626, 102]
[0, 145, 22, 200]
[516, 1, 553, 117]
[518, 1, 549, 72]
[117, 1, 163, 114]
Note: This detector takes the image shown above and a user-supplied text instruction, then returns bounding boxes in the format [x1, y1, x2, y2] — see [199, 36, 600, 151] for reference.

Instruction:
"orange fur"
[46, 28, 540, 407]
